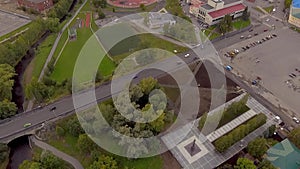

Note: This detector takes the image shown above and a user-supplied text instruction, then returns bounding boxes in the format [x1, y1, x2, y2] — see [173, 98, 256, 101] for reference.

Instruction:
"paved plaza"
[162, 94, 280, 169]
[0, 11, 31, 37]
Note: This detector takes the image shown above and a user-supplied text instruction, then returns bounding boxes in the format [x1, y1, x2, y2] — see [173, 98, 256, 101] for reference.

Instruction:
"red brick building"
[18, 0, 53, 12]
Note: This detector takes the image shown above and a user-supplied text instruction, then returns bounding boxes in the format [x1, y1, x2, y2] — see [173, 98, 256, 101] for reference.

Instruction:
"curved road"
[31, 136, 84, 169]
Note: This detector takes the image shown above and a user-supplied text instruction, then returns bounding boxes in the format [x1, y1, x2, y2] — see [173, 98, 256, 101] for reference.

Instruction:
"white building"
[190, 0, 246, 25]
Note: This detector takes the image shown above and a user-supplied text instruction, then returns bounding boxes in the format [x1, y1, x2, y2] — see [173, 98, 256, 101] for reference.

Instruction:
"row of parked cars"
[289, 68, 300, 78]
[241, 34, 277, 52]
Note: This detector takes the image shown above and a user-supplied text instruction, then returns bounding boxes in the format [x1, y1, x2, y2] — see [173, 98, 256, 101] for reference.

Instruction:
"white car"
[184, 53, 190, 58]
[266, 18, 270, 22]
[292, 117, 300, 124]
[173, 49, 178, 53]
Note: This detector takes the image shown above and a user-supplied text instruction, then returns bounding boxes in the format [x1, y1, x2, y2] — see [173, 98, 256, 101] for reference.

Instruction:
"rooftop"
[208, 3, 245, 18]
[26, 0, 49, 3]
[202, 4, 214, 10]
[293, 0, 300, 8]
[267, 139, 300, 169]
[223, 0, 242, 5]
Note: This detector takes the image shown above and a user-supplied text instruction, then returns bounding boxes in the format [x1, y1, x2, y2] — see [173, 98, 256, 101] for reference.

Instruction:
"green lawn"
[165, 0, 191, 22]
[0, 22, 32, 43]
[51, 27, 93, 82]
[32, 34, 57, 79]
[232, 19, 251, 30]
[209, 32, 221, 40]
[263, 5, 274, 13]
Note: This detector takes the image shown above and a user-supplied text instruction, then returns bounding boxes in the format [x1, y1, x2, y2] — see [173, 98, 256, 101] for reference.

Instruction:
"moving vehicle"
[50, 106, 57, 111]
[184, 53, 190, 58]
[225, 65, 233, 71]
[292, 117, 300, 124]
[24, 123, 32, 128]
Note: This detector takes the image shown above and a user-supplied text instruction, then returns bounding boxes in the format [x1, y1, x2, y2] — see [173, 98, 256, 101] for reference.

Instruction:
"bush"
[214, 113, 267, 152]
[56, 126, 65, 137]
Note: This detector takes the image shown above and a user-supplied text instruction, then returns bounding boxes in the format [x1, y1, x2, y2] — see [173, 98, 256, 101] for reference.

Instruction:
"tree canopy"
[288, 126, 300, 149]
[234, 158, 256, 169]
[247, 137, 268, 158]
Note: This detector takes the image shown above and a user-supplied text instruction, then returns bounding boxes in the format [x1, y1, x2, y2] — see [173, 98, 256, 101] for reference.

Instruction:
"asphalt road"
[0, 50, 204, 141]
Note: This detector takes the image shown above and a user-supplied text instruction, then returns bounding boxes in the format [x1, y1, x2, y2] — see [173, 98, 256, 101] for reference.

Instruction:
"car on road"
[247, 35, 252, 39]
[264, 29, 268, 32]
[173, 50, 177, 53]
[240, 35, 244, 39]
[184, 53, 190, 58]
[24, 123, 32, 128]
[266, 18, 270, 22]
[50, 106, 57, 111]
[249, 29, 253, 32]
[292, 117, 300, 124]
[254, 32, 258, 36]
[225, 65, 233, 71]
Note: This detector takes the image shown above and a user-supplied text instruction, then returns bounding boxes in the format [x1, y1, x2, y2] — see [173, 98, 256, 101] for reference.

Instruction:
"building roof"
[223, 0, 242, 5]
[267, 139, 300, 169]
[293, 0, 300, 8]
[190, 0, 204, 8]
[208, 3, 246, 18]
[26, 0, 48, 3]
[202, 4, 214, 10]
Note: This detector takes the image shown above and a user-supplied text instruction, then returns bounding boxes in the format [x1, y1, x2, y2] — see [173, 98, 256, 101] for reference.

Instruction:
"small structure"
[17, 0, 53, 12]
[148, 12, 176, 29]
[267, 139, 300, 169]
[68, 28, 77, 41]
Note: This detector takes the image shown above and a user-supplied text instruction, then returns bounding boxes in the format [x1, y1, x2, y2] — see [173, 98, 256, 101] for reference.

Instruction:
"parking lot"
[220, 28, 300, 120]
[0, 10, 30, 37]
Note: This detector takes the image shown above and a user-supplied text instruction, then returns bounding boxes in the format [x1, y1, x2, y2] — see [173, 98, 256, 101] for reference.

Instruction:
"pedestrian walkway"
[206, 109, 257, 142]
[162, 95, 280, 169]
[31, 136, 84, 169]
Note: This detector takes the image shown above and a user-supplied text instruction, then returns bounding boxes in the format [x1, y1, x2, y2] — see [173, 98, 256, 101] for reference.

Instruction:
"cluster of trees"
[76, 77, 173, 158]
[219, 15, 233, 34]
[0, 19, 57, 66]
[92, 0, 107, 8]
[48, 0, 74, 19]
[247, 137, 268, 159]
[284, 0, 292, 9]
[0, 64, 17, 119]
[198, 95, 249, 131]
[218, 158, 276, 169]
[242, 7, 250, 21]
[288, 126, 300, 149]
[214, 113, 267, 152]
[0, 143, 9, 163]
[88, 155, 118, 169]
[165, 0, 191, 22]
[19, 151, 69, 169]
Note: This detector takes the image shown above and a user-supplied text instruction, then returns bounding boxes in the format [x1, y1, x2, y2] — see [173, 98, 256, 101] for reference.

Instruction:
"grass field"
[233, 19, 251, 30]
[263, 5, 274, 13]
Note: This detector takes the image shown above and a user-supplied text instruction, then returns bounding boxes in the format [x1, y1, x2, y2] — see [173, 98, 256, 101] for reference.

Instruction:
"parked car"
[254, 32, 258, 36]
[240, 35, 244, 39]
[292, 117, 300, 124]
[272, 34, 277, 37]
[225, 65, 233, 71]
[264, 29, 268, 32]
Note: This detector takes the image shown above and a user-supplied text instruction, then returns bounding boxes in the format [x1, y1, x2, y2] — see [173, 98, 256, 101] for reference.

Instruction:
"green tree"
[138, 77, 159, 96]
[25, 78, 51, 103]
[89, 155, 118, 169]
[19, 160, 41, 169]
[258, 159, 277, 169]
[219, 15, 233, 34]
[77, 134, 97, 154]
[0, 143, 9, 163]
[247, 137, 267, 158]
[0, 99, 17, 119]
[288, 126, 300, 149]
[140, 4, 146, 11]
[284, 0, 292, 8]
[55, 126, 65, 137]
[0, 64, 15, 101]
[98, 9, 105, 19]
[198, 112, 208, 130]
[234, 158, 256, 169]
[40, 152, 65, 169]
[46, 18, 60, 33]
[66, 117, 84, 137]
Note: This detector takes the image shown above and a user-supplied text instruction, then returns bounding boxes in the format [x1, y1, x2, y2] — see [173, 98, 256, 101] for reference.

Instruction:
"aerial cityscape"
[0, 0, 299, 168]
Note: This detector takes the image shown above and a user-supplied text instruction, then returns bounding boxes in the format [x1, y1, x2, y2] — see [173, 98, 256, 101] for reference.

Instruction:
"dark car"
[264, 29, 268, 32]
[272, 34, 277, 37]
[249, 29, 253, 32]
[254, 32, 258, 36]
[50, 106, 56, 111]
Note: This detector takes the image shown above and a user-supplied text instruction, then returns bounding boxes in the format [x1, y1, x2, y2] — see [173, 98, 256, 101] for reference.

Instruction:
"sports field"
[51, 11, 115, 82]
